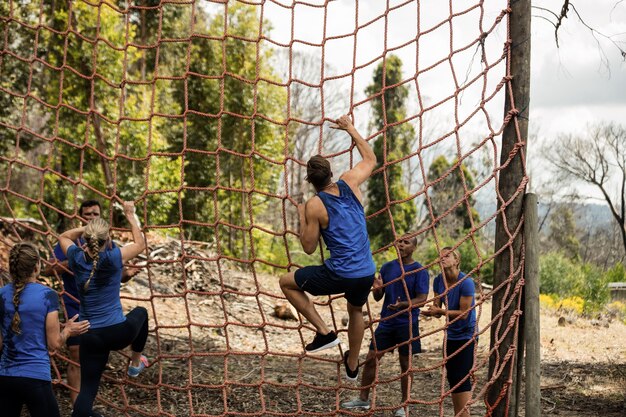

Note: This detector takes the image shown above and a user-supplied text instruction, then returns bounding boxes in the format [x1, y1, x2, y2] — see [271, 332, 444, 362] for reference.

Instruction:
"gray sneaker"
[341, 398, 371, 410]
[394, 406, 407, 417]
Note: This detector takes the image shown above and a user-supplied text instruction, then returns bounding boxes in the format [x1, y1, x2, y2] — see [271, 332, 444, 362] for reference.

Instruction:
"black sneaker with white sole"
[305, 331, 340, 353]
[343, 350, 359, 381]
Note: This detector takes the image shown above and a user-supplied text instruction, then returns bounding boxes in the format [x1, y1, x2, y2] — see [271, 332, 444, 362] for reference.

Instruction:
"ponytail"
[8, 242, 40, 335]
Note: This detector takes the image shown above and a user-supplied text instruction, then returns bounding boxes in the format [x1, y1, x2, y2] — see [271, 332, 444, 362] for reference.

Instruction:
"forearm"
[60, 226, 86, 241]
[347, 126, 376, 163]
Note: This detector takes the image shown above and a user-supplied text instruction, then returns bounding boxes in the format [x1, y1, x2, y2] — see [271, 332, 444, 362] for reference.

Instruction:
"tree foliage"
[426, 155, 480, 237]
[364, 55, 416, 247]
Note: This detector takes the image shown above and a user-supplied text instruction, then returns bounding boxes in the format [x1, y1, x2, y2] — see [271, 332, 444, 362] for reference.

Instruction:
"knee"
[399, 355, 410, 371]
[279, 272, 295, 291]
[347, 303, 363, 316]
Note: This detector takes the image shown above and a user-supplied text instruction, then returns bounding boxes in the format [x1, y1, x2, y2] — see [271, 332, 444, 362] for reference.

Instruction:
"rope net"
[0, 0, 527, 416]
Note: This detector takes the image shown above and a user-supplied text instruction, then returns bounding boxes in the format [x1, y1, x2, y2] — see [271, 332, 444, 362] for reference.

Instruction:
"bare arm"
[45, 312, 90, 352]
[119, 201, 147, 263]
[422, 294, 472, 320]
[332, 115, 377, 195]
[372, 274, 384, 301]
[388, 293, 428, 311]
[59, 227, 86, 256]
[298, 198, 322, 255]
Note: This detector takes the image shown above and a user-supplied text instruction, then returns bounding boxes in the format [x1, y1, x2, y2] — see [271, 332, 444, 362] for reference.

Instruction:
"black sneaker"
[343, 350, 359, 381]
[305, 331, 340, 353]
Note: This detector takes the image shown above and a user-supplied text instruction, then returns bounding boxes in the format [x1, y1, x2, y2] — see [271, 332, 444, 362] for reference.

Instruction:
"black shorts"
[370, 321, 422, 356]
[445, 339, 475, 393]
[294, 265, 374, 307]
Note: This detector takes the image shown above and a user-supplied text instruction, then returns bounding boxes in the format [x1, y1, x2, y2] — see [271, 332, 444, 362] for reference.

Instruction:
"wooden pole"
[486, 0, 531, 415]
[524, 192, 541, 416]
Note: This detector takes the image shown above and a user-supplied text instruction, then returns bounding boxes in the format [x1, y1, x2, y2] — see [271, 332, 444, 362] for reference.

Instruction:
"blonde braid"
[82, 218, 110, 292]
[8, 242, 39, 335]
[83, 234, 100, 292]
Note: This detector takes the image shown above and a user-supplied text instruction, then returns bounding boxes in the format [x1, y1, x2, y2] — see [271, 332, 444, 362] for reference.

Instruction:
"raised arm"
[59, 226, 86, 256]
[332, 115, 377, 196]
[119, 201, 146, 263]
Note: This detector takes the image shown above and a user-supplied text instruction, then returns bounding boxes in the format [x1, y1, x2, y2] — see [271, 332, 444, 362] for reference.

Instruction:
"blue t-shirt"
[317, 180, 376, 278]
[433, 272, 476, 340]
[52, 241, 81, 314]
[66, 245, 125, 329]
[379, 259, 429, 327]
[0, 282, 59, 381]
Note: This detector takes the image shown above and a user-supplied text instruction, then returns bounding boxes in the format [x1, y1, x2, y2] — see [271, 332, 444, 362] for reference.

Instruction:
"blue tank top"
[0, 282, 59, 381]
[317, 180, 376, 278]
[67, 244, 126, 329]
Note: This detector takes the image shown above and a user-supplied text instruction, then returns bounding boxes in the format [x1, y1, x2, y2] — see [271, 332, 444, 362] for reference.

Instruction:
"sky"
[204, 0, 626, 203]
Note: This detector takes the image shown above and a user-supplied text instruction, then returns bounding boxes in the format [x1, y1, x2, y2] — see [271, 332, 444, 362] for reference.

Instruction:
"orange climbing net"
[0, 0, 527, 416]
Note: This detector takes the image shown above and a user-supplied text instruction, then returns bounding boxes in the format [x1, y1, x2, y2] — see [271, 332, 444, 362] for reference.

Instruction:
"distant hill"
[473, 196, 614, 236]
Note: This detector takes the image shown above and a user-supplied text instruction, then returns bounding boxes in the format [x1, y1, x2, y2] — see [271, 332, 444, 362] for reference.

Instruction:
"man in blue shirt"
[279, 114, 377, 381]
[341, 234, 429, 417]
[423, 246, 476, 417]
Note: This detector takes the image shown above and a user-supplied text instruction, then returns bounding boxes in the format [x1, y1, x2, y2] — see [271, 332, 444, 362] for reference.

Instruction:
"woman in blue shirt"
[0, 242, 90, 417]
[423, 247, 477, 417]
[59, 201, 149, 417]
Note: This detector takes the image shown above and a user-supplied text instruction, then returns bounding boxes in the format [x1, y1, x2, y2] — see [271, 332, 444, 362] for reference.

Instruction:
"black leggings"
[72, 307, 149, 417]
[0, 376, 60, 417]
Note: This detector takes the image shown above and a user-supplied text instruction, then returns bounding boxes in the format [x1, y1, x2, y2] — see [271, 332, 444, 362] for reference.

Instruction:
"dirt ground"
[45, 264, 625, 417]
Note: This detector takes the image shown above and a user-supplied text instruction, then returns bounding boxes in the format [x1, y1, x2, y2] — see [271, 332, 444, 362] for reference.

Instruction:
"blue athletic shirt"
[66, 244, 125, 329]
[0, 282, 59, 381]
[317, 180, 376, 278]
[433, 272, 476, 340]
[379, 259, 429, 327]
[52, 239, 118, 318]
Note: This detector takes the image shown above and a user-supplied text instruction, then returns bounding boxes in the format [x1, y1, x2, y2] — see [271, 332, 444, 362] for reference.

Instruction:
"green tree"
[364, 55, 416, 247]
[548, 205, 580, 259]
[426, 155, 480, 237]
[166, 4, 286, 257]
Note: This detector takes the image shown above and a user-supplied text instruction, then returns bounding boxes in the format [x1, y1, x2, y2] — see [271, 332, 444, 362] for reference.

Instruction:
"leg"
[0, 376, 25, 417]
[124, 307, 149, 367]
[399, 354, 411, 402]
[346, 302, 365, 371]
[67, 344, 81, 405]
[451, 392, 471, 417]
[72, 341, 110, 417]
[359, 349, 383, 401]
[24, 379, 61, 417]
[280, 271, 330, 334]
[445, 339, 474, 417]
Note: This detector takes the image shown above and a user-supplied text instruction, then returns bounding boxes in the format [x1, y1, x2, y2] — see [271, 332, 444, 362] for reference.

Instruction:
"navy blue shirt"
[67, 245, 125, 329]
[318, 180, 376, 278]
[0, 282, 59, 381]
[379, 259, 429, 327]
[433, 272, 476, 340]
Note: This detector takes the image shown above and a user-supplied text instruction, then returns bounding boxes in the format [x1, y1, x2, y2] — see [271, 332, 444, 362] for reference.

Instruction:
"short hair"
[79, 199, 102, 216]
[442, 246, 461, 263]
[401, 233, 417, 246]
[305, 155, 333, 190]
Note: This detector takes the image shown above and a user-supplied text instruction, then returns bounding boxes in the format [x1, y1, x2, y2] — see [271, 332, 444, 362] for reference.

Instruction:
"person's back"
[66, 245, 125, 329]
[0, 282, 58, 381]
[318, 179, 375, 278]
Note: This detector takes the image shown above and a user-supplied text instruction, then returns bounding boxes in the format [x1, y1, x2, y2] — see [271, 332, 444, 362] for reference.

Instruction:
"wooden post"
[524, 192, 541, 416]
[486, 0, 531, 415]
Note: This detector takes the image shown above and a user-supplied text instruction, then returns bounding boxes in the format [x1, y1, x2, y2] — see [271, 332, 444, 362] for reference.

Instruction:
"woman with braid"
[59, 201, 149, 417]
[0, 242, 90, 417]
